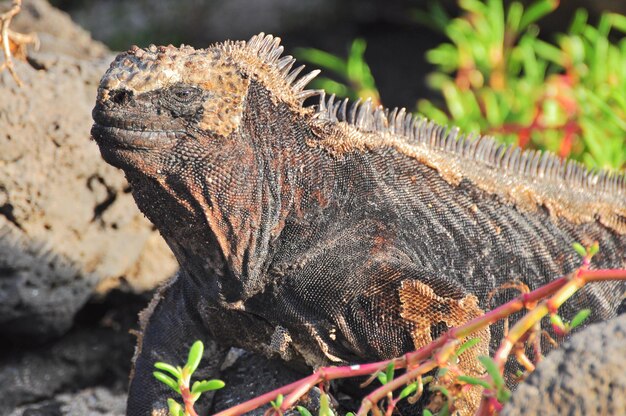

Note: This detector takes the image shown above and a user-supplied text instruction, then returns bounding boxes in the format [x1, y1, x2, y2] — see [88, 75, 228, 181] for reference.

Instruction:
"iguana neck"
[127, 82, 333, 303]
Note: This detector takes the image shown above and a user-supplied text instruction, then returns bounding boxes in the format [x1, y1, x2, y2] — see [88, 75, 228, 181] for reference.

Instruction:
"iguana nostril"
[110, 89, 133, 106]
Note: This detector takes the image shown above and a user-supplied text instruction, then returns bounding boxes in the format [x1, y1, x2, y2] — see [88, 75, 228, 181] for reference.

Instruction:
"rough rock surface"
[503, 313, 626, 415]
[9, 387, 126, 416]
[0, 289, 144, 415]
[0, 0, 177, 339]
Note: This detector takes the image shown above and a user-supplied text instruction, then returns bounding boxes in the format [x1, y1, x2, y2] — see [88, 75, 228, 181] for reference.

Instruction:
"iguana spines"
[310, 96, 626, 233]
[97, 33, 320, 137]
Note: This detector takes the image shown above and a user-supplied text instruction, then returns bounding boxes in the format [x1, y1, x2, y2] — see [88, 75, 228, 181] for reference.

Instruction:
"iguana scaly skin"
[91, 34, 626, 415]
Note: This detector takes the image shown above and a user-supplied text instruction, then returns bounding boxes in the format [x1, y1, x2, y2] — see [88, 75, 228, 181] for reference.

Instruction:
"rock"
[11, 0, 109, 59]
[503, 313, 626, 415]
[0, 226, 95, 338]
[0, 289, 146, 415]
[0, 0, 177, 339]
[9, 387, 127, 416]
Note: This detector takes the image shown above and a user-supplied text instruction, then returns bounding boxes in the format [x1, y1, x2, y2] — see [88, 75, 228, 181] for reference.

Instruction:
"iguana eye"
[169, 85, 201, 103]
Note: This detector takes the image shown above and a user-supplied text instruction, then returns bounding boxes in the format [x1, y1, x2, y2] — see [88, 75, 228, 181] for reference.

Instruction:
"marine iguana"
[91, 33, 626, 415]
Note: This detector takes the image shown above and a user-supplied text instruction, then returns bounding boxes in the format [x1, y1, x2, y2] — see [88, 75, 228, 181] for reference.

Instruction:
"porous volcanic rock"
[0, 0, 177, 339]
[503, 313, 626, 415]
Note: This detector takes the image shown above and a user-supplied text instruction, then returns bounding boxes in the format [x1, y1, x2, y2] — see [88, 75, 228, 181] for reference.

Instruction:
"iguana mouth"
[91, 123, 181, 150]
[91, 108, 183, 150]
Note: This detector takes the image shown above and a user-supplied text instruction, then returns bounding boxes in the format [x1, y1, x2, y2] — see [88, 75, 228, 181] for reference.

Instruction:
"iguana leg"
[127, 273, 225, 416]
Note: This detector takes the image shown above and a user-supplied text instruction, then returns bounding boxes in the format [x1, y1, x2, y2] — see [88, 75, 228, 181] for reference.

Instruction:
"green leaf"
[569, 8, 588, 35]
[437, 367, 449, 377]
[398, 382, 418, 400]
[506, 2, 524, 33]
[496, 386, 512, 403]
[312, 78, 351, 98]
[294, 48, 347, 76]
[478, 356, 504, 390]
[297, 406, 314, 416]
[167, 398, 183, 416]
[533, 39, 565, 66]
[319, 392, 333, 416]
[423, 410, 434, 416]
[191, 379, 225, 394]
[376, 371, 387, 385]
[457, 375, 492, 389]
[347, 38, 367, 81]
[185, 340, 204, 375]
[153, 371, 180, 394]
[550, 314, 565, 329]
[519, 0, 558, 30]
[439, 401, 451, 416]
[154, 362, 182, 379]
[589, 242, 600, 256]
[271, 394, 283, 409]
[570, 309, 591, 329]
[609, 13, 626, 34]
[455, 338, 481, 358]
[572, 242, 587, 257]
[412, 2, 450, 33]
[385, 362, 395, 385]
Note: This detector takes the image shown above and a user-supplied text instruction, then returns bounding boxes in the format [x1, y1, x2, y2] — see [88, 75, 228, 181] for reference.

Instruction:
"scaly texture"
[91, 34, 626, 415]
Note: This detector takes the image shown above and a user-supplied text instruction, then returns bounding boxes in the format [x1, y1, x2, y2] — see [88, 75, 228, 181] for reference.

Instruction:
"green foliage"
[453, 337, 481, 358]
[572, 241, 600, 258]
[153, 340, 225, 416]
[296, 405, 314, 416]
[570, 308, 592, 329]
[294, 1, 626, 171]
[572, 242, 587, 257]
[270, 394, 283, 410]
[551, 308, 592, 336]
[416, 0, 626, 170]
[478, 356, 511, 404]
[319, 391, 334, 416]
[295, 39, 380, 104]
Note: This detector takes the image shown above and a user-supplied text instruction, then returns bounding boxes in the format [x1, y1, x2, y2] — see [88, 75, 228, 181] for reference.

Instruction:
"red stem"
[180, 385, 199, 416]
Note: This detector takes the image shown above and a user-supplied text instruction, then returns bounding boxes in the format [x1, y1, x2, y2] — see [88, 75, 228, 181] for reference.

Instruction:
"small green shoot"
[454, 338, 481, 359]
[270, 394, 284, 410]
[456, 375, 492, 389]
[296, 406, 314, 416]
[478, 355, 511, 404]
[319, 391, 334, 416]
[153, 340, 225, 416]
[572, 242, 587, 257]
[551, 308, 591, 335]
[570, 308, 591, 329]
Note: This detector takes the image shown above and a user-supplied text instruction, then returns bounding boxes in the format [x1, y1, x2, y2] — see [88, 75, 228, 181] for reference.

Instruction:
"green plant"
[415, 0, 626, 169]
[295, 39, 380, 104]
[295, 1, 626, 171]
[153, 340, 225, 416]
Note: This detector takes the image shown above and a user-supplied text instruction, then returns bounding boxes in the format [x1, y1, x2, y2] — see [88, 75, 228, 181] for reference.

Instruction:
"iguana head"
[91, 34, 319, 175]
